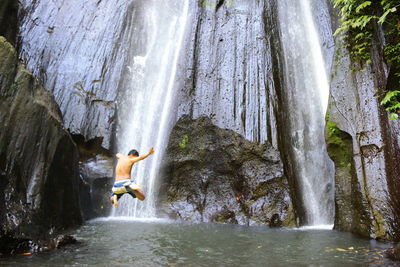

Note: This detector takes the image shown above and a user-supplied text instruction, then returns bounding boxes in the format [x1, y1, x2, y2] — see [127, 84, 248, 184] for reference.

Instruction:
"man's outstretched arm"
[132, 147, 154, 162]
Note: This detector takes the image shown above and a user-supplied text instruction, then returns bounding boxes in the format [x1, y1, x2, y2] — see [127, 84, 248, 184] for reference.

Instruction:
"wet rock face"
[17, 0, 138, 149]
[0, 0, 18, 45]
[176, 0, 279, 146]
[328, 25, 400, 240]
[0, 37, 82, 254]
[160, 115, 295, 227]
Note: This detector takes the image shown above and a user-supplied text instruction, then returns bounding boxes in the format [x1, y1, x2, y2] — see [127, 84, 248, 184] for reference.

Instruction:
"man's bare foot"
[110, 195, 118, 207]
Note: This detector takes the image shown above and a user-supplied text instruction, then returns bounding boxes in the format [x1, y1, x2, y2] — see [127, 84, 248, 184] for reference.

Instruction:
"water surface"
[2, 219, 396, 266]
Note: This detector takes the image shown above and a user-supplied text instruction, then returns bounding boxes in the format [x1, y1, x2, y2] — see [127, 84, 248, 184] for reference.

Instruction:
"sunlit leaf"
[356, 1, 371, 13]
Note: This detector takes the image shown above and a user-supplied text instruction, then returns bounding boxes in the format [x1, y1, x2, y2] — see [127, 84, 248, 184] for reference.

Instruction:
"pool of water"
[1, 218, 396, 266]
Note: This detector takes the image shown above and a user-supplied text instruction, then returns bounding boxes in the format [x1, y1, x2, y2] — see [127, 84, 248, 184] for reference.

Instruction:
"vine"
[333, 0, 400, 119]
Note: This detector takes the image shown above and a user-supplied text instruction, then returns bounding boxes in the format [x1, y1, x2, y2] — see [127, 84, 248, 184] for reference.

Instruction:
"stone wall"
[0, 37, 82, 254]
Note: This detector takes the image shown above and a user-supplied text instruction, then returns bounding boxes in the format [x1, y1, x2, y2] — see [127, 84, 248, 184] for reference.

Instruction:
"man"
[110, 147, 155, 207]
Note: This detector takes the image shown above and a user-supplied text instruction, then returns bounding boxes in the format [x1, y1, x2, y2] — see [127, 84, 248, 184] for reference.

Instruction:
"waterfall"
[113, 0, 189, 218]
[277, 0, 334, 225]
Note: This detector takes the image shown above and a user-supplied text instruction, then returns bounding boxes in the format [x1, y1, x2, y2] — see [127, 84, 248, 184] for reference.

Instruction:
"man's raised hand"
[149, 147, 155, 154]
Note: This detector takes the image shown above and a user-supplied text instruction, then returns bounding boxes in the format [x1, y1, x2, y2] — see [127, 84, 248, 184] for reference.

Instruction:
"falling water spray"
[277, 0, 335, 225]
[113, 0, 189, 218]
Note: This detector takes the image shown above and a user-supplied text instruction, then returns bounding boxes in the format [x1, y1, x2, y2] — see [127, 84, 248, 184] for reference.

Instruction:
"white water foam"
[298, 224, 334, 230]
[90, 217, 173, 224]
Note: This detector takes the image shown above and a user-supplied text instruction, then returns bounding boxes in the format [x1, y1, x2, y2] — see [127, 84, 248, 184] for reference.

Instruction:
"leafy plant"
[332, 0, 400, 119]
[179, 135, 189, 149]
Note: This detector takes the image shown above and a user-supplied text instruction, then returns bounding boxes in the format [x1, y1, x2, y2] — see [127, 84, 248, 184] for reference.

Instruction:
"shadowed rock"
[0, 0, 18, 45]
[0, 37, 82, 255]
[386, 243, 400, 261]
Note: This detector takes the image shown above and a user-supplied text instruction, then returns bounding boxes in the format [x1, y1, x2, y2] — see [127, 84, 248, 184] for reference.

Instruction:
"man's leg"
[110, 193, 123, 207]
[126, 185, 145, 201]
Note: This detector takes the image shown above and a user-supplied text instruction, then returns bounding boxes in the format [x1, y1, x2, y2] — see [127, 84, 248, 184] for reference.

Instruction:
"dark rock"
[80, 155, 114, 218]
[0, 37, 82, 254]
[1, 234, 78, 255]
[0, 0, 18, 46]
[79, 176, 96, 220]
[386, 243, 400, 261]
[160, 115, 295, 227]
[38, 234, 78, 251]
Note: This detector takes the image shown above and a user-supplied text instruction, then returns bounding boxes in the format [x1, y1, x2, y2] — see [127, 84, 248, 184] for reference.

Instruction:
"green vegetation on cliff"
[326, 119, 352, 167]
[333, 0, 400, 119]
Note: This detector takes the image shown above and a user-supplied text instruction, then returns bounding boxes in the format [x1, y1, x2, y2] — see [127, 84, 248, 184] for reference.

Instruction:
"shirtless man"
[110, 147, 155, 207]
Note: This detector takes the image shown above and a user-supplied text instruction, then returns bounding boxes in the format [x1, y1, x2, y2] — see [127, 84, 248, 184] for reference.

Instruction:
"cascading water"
[113, 0, 189, 218]
[277, 0, 334, 225]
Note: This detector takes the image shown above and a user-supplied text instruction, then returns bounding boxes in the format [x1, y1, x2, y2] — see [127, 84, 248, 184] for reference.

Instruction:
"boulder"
[160, 115, 295, 227]
[0, 37, 82, 254]
[386, 243, 400, 261]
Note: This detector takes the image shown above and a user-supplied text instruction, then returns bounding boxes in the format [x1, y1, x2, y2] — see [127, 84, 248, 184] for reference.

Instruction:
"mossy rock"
[0, 36, 18, 91]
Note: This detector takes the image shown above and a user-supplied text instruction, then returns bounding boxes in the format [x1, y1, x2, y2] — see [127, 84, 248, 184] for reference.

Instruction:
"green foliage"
[326, 120, 343, 146]
[326, 120, 353, 168]
[380, 90, 400, 119]
[333, 0, 400, 119]
[179, 135, 189, 149]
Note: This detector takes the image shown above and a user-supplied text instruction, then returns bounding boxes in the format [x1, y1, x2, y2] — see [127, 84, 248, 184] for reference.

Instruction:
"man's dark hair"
[128, 149, 139, 156]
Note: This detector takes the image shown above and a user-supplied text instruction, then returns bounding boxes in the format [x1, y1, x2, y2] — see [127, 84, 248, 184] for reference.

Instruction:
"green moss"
[0, 36, 18, 94]
[326, 120, 353, 167]
[372, 209, 387, 239]
[178, 135, 189, 149]
[0, 36, 16, 55]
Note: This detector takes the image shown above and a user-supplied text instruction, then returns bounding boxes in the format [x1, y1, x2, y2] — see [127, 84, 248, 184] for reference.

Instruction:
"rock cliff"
[0, 37, 82, 254]
[13, 0, 400, 242]
[18, 0, 138, 148]
[327, 20, 400, 240]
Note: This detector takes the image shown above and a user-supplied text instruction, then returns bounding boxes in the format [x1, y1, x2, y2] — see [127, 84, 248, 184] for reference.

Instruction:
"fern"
[333, 0, 400, 119]
[380, 90, 400, 106]
[356, 1, 372, 13]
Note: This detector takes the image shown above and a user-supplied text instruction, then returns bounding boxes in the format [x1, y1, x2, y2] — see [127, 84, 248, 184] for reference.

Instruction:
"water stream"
[277, 0, 334, 225]
[114, 0, 189, 218]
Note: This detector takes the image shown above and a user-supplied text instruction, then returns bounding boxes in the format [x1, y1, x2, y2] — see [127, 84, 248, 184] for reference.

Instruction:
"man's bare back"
[115, 155, 137, 180]
[110, 147, 155, 207]
[115, 147, 155, 180]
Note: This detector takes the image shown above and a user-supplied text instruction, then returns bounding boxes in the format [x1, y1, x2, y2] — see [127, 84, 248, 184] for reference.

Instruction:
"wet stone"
[159, 115, 295, 227]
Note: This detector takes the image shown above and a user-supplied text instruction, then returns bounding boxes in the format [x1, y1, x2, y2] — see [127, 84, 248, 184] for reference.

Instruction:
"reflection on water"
[2, 219, 396, 266]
